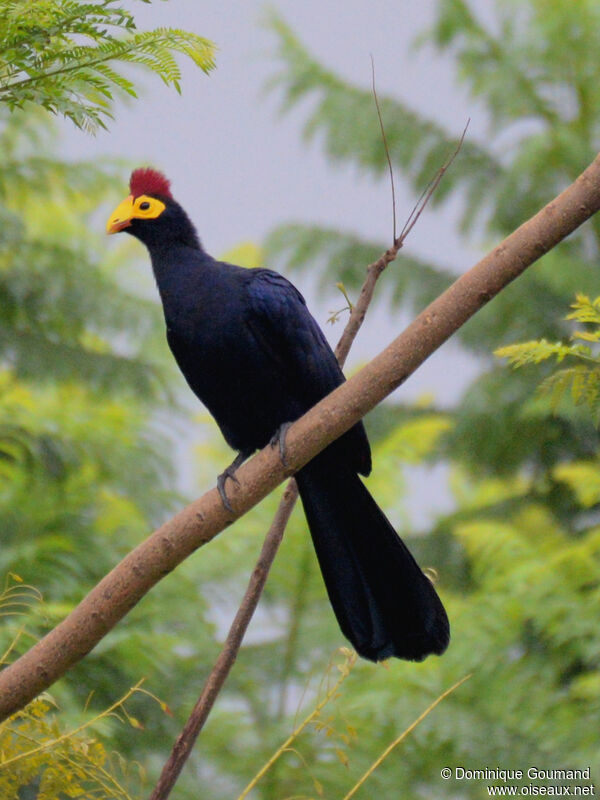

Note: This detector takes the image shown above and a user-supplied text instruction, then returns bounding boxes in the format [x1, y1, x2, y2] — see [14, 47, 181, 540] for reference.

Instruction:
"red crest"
[129, 167, 172, 199]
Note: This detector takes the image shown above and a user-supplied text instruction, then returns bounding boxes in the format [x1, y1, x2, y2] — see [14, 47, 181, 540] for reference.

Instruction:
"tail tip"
[356, 612, 451, 663]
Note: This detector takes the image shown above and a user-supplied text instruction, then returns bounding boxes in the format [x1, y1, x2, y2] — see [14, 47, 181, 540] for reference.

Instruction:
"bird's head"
[106, 168, 200, 249]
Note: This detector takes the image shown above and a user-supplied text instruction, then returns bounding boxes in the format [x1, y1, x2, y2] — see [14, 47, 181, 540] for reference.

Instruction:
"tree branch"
[1, 150, 600, 721]
[148, 480, 299, 800]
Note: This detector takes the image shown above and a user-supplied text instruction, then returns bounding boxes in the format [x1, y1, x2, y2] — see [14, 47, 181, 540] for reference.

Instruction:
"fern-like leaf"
[494, 339, 593, 368]
[0, 2, 216, 131]
[567, 293, 600, 325]
[496, 295, 600, 424]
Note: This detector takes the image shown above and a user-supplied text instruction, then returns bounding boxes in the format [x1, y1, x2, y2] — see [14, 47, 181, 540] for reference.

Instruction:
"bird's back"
[158, 256, 369, 469]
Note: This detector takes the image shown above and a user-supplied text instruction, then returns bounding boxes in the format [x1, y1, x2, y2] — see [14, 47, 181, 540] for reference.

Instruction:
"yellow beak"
[106, 195, 135, 234]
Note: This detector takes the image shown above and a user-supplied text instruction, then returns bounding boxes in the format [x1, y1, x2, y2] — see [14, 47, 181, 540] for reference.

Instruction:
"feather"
[129, 167, 172, 199]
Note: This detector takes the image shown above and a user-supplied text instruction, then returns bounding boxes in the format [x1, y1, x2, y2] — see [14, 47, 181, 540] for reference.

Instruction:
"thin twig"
[371, 54, 396, 242]
[397, 119, 470, 244]
[335, 122, 469, 363]
[237, 652, 357, 800]
[148, 481, 299, 800]
[342, 674, 472, 800]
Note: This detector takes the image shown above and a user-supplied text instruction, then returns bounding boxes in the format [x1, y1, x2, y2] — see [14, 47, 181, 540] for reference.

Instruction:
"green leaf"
[0, 3, 216, 132]
[494, 339, 593, 368]
[553, 461, 600, 507]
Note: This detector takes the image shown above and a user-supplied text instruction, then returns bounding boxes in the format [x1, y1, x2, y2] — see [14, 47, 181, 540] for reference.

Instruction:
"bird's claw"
[270, 422, 292, 468]
[217, 469, 239, 513]
[216, 451, 249, 513]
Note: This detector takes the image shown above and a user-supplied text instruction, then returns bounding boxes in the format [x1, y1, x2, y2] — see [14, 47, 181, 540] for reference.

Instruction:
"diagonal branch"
[1, 150, 600, 722]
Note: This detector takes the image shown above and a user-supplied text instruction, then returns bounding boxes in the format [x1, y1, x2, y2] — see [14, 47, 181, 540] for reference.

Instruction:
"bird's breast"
[165, 314, 298, 452]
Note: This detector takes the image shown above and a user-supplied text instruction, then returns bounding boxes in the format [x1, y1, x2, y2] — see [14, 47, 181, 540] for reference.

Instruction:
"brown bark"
[1, 151, 600, 721]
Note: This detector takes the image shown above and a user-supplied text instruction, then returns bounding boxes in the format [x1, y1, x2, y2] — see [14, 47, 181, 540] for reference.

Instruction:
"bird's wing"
[244, 268, 371, 475]
[244, 268, 346, 404]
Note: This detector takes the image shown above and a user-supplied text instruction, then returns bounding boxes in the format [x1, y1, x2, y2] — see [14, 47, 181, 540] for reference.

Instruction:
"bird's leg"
[217, 450, 252, 513]
[269, 422, 292, 468]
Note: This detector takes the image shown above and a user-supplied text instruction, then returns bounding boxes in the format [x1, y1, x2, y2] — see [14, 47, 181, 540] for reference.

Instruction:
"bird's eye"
[139, 201, 151, 210]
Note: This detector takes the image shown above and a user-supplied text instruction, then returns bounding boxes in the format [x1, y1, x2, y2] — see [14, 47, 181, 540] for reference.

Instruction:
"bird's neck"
[147, 241, 219, 319]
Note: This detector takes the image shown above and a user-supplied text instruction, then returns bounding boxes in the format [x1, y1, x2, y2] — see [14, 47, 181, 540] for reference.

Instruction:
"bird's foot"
[269, 422, 292, 468]
[217, 451, 250, 513]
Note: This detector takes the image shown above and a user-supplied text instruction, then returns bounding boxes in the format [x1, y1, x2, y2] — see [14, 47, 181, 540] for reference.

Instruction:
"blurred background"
[1, 1, 599, 797]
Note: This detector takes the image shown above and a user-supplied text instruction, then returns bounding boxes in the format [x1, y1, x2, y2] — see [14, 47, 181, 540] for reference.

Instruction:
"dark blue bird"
[107, 168, 450, 662]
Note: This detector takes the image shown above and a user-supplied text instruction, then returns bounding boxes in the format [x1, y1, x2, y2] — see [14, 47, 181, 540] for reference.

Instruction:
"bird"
[106, 167, 450, 662]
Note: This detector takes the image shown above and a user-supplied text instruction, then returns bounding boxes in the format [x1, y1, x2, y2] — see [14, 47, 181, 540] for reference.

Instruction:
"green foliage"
[0, 575, 158, 800]
[554, 460, 600, 508]
[0, 108, 169, 394]
[0, 117, 206, 784]
[496, 294, 600, 423]
[0, 107, 177, 607]
[237, 649, 469, 800]
[0, 0, 216, 131]
[250, 4, 600, 798]
[0, 3, 222, 794]
[220, 241, 264, 269]
[425, 0, 600, 237]
[237, 650, 359, 799]
[1, 694, 147, 800]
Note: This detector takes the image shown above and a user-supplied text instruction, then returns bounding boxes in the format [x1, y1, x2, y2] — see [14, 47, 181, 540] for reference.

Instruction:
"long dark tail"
[295, 450, 450, 662]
